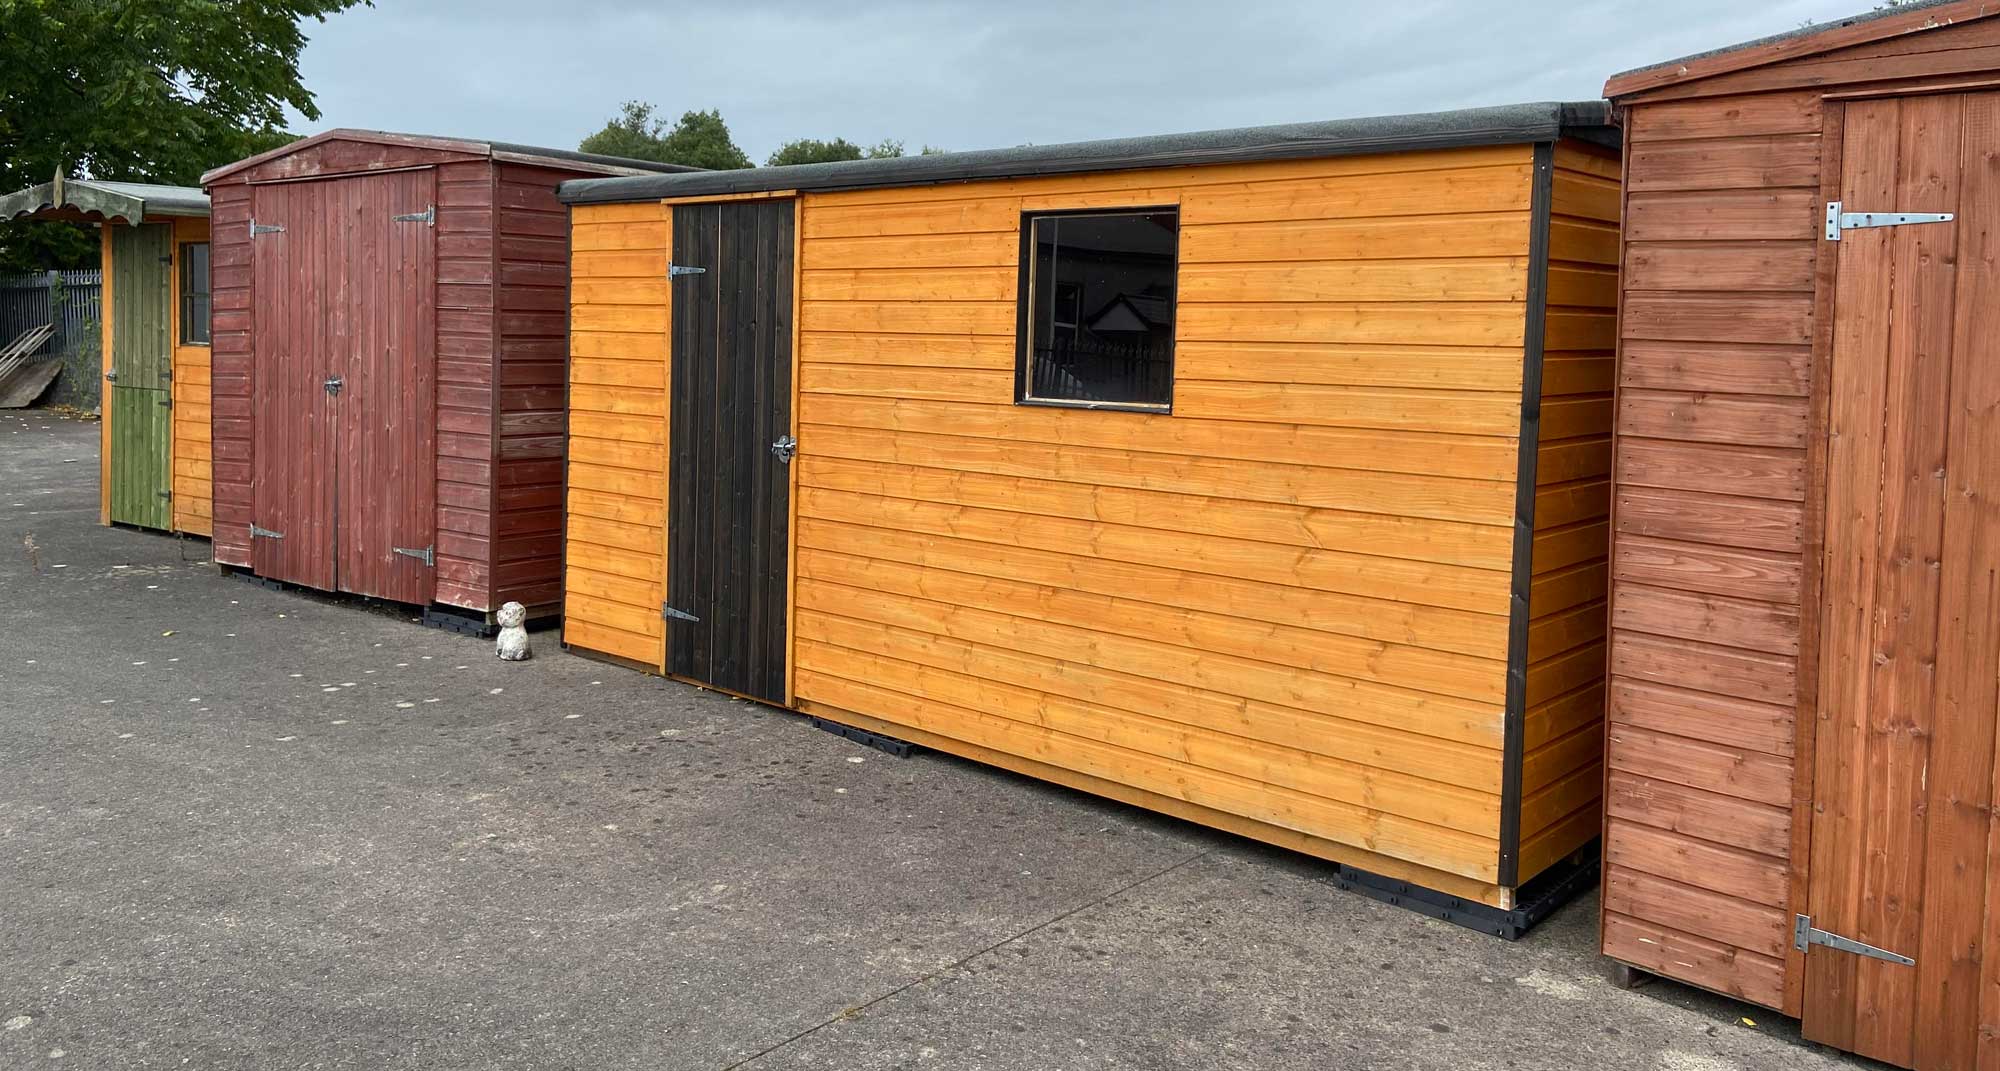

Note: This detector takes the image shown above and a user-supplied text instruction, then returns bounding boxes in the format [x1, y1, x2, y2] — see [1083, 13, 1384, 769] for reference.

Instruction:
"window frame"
[178, 240, 212, 347]
[1013, 206, 1180, 414]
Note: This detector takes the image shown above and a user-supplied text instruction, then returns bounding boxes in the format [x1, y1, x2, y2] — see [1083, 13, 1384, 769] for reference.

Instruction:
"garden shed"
[0, 177, 212, 535]
[555, 102, 1622, 930]
[1600, 2, 2000, 1067]
[200, 131, 691, 624]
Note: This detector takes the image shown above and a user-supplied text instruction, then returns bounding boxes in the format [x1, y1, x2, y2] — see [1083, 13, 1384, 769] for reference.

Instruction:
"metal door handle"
[771, 435, 797, 463]
[324, 374, 343, 397]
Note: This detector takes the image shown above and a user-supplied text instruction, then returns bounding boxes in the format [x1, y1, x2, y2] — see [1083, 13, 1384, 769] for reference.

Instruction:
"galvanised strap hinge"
[392, 204, 435, 226]
[249, 523, 284, 540]
[392, 545, 435, 567]
[1793, 914, 1915, 965]
[662, 604, 699, 623]
[1825, 201, 1955, 241]
[667, 264, 707, 278]
[249, 219, 285, 237]
[159, 396, 172, 409]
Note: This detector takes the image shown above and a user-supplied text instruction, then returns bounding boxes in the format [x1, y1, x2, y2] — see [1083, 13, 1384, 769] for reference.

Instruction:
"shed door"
[665, 199, 795, 703]
[332, 168, 437, 605]
[249, 182, 336, 588]
[107, 222, 173, 530]
[1805, 90, 2000, 1071]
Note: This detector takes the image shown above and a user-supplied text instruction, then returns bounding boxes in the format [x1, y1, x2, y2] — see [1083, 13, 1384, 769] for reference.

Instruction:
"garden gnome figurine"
[495, 601, 530, 661]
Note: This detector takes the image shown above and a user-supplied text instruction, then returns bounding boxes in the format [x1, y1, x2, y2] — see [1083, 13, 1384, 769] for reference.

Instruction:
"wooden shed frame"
[1602, 3, 2000, 1066]
[199, 131, 691, 622]
[556, 103, 1623, 934]
[0, 178, 213, 535]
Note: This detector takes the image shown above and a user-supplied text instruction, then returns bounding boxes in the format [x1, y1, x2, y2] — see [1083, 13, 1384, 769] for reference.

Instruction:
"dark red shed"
[201, 131, 689, 624]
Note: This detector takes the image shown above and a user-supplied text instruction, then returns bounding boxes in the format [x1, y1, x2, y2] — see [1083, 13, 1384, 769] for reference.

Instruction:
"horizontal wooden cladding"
[1612, 627, 1796, 707]
[1623, 292, 1811, 345]
[1607, 767, 1790, 860]
[1603, 865, 1790, 961]
[1618, 340, 1811, 397]
[1616, 485, 1803, 555]
[1613, 535, 1802, 606]
[1615, 438, 1805, 501]
[1627, 135, 1819, 192]
[1625, 188, 1819, 242]
[1625, 91, 1822, 142]
[1609, 720, 1791, 806]
[1603, 910, 1785, 1009]
[1624, 241, 1815, 293]
[561, 199, 667, 668]
[1618, 388, 1808, 449]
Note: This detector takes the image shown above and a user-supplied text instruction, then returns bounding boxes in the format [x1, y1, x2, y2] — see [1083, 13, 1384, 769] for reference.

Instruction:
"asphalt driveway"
[0, 411, 1866, 1069]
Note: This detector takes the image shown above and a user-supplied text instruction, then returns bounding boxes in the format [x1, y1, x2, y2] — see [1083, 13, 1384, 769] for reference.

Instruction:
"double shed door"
[1806, 90, 2000, 1070]
[249, 169, 437, 604]
[107, 222, 174, 530]
[663, 199, 796, 704]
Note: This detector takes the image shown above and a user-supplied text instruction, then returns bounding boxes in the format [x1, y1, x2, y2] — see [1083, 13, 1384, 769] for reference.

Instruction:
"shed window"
[1019, 209, 1177, 410]
[179, 242, 211, 345]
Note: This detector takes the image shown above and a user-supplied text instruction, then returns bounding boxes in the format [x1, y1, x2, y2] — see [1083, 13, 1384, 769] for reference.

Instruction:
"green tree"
[0, 0, 363, 271]
[766, 136, 939, 167]
[579, 103, 751, 170]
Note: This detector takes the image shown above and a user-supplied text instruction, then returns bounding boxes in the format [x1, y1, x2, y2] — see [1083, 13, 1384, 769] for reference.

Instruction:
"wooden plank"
[1624, 188, 1819, 242]
[1612, 535, 1802, 606]
[1625, 91, 1822, 141]
[1180, 213, 1533, 264]
[1612, 582, 1800, 656]
[1618, 340, 1811, 397]
[1607, 769, 1791, 858]
[1616, 486, 1804, 554]
[1177, 301, 1525, 348]
[1616, 438, 1805, 501]
[1624, 241, 1815, 293]
[1622, 293, 1812, 345]
[1603, 910, 1785, 1010]
[1180, 164, 1533, 225]
[1179, 258, 1528, 303]
[1607, 818, 1790, 906]
[1612, 630, 1796, 707]
[1626, 136, 1819, 192]
[1604, 861, 1789, 958]
[1174, 380, 1518, 436]
[1609, 722, 1792, 806]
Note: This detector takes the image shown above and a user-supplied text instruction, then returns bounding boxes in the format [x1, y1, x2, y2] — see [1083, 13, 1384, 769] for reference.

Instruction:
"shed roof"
[558, 100, 1615, 206]
[0, 177, 209, 225]
[202, 128, 700, 186]
[1604, 0, 2000, 99]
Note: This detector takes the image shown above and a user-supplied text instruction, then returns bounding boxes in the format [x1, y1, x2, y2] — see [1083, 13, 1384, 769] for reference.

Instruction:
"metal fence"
[0, 269, 102, 408]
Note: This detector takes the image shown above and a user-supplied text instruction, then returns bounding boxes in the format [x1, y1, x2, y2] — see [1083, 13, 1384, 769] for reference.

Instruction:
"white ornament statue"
[495, 601, 530, 661]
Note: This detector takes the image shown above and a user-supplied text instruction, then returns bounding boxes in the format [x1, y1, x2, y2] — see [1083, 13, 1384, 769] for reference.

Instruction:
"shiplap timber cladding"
[561, 139, 1619, 909]
[170, 216, 214, 537]
[1602, 11, 2000, 1060]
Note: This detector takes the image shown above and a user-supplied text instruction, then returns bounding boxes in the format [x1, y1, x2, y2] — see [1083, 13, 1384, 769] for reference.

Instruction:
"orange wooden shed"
[1601, 2, 2000, 1067]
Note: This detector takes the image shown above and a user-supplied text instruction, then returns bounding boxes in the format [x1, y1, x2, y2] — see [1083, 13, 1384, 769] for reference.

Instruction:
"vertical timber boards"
[663, 199, 794, 704]
[106, 222, 174, 531]
[1804, 90, 2000, 1071]
[170, 216, 214, 537]
[788, 147, 1544, 903]
[1601, 87, 1824, 1012]
[563, 200, 670, 666]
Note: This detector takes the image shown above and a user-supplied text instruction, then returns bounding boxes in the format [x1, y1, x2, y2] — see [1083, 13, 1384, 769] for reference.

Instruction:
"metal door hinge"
[392, 205, 435, 226]
[662, 604, 699, 623]
[324, 374, 343, 397]
[668, 264, 707, 278]
[1794, 915, 1915, 965]
[156, 489, 172, 499]
[392, 545, 435, 567]
[159, 397, 172, 409]
[1825, 201, 1955, 241]
[250, 219, 285, 237]
[770, 434, 797, 463]
[249, 523, 284, 540]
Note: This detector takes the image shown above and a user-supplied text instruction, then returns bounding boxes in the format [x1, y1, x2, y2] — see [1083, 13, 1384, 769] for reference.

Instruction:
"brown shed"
[1601, 3, 2000, 1067]
[200, 131, 688, 623]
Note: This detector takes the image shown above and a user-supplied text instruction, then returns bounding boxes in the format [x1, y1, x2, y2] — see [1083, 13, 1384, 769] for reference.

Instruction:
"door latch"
[770, 434, 797, 463]
[324, 374, 343, 397]
[1794, 915, 1915, 965]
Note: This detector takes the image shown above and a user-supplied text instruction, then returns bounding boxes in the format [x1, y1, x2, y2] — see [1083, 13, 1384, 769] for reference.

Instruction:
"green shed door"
[110, 223, 172, 389]
[108, 387, 171, 529]
[107, 223, 173, 529]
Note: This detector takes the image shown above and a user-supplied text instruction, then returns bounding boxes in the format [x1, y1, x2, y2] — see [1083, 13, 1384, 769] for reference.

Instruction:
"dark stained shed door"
[333, 168, 437, 604]
[665, 199, 795, 703]
[249, 181, 336, 589]
[1804, 90, 2000, 1071]
[107, 223, 173, 529]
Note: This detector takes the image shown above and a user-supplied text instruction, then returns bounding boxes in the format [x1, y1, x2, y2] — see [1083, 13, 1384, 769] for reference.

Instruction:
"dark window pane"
[1022, 210, 1176, 408]
[180, 242, 211, 345]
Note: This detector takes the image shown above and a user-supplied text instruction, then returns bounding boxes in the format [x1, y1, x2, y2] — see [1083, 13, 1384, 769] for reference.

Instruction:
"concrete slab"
[0, 411, 1868, 1070]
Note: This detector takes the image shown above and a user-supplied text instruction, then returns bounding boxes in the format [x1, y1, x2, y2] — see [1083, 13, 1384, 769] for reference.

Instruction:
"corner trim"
[1499, 140, 1555, 889]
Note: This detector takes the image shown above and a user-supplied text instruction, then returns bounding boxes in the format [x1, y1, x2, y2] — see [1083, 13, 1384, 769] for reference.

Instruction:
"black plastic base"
[421, 605, 497, 639]
[1333, 841, 1600, 940]
[808, 716, 919, 758]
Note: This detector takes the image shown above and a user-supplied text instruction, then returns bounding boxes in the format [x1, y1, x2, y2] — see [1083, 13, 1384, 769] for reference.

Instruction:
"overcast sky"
[288, 0, 1868, 162]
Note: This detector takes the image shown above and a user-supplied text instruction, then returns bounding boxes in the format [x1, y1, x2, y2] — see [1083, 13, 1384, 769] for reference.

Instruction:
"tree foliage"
[579, 103, 751, 170]
[766, 136, 948, 167]
[0, 0, 364, 271]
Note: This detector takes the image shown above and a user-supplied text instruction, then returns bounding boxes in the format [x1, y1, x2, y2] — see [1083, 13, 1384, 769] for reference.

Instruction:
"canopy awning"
[0, 177, 209, 225]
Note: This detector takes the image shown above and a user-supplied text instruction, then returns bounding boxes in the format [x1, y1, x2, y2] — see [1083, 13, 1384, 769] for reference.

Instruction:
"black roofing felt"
[559, 101, 1614, 206]
[485, 140, 700, 174]
[1606, 0, 1977, 86]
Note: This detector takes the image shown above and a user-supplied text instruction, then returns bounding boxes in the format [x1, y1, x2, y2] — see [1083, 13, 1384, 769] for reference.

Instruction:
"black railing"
[1029, 334, 1171, 405]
